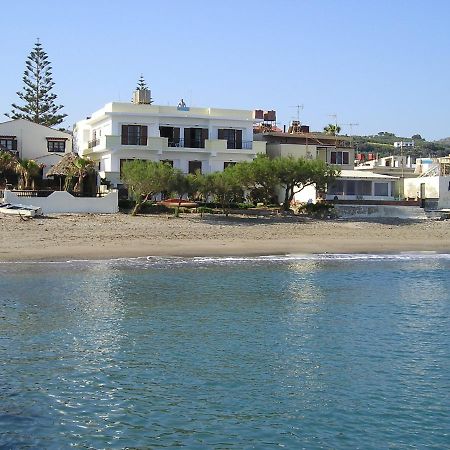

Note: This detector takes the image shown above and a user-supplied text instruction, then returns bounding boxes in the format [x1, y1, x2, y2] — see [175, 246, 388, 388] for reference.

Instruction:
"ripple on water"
[1, 255, 449, 448]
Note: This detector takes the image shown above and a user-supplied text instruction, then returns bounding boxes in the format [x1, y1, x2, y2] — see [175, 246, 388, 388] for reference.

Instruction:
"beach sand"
[1, 212, 449, 261]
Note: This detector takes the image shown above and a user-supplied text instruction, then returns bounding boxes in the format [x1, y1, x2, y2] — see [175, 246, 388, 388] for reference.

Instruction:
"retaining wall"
[334, 204, 428, 220]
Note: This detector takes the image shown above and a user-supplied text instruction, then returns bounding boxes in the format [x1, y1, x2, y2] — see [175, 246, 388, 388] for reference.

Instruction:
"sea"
[1, 254, 449, 449]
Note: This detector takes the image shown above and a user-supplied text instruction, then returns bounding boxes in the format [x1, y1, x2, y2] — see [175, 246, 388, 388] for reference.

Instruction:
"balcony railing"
[168, 138, 184, 147]
[224, 141, 253, 150]
[88, 138, 100, 149]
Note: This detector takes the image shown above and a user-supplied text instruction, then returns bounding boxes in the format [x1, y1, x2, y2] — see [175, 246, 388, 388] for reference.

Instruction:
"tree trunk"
[131, 193, 150, 216]
[282, 186, 291, 211]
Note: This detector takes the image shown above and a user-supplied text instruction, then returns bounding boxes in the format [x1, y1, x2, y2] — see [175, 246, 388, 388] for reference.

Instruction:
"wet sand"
[1, 212, 449, 261]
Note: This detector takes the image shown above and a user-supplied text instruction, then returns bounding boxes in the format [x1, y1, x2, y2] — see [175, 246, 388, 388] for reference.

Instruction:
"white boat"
[0, 203, 43, 217]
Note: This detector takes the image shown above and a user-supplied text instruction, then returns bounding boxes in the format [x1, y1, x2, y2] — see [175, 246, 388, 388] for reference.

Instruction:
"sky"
[1, 0, 450, 140]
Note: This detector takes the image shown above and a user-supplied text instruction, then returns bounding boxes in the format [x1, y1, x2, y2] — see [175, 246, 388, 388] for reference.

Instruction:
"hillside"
[350, 132, 450, 158]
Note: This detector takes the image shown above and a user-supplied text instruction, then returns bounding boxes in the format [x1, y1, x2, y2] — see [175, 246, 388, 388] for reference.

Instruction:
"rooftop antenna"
[342, 122, 359, 135]
[290, 104, 304, 122]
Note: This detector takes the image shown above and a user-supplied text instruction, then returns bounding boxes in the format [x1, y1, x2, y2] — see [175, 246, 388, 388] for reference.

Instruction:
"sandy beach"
[0, 212, 449, 262]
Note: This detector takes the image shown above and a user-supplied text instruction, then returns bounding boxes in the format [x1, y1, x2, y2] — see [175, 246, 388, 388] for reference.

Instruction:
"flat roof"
[339, 170, 399, 180]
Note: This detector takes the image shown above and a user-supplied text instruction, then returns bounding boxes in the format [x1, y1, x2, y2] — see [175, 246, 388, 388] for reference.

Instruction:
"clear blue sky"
[1, 0, 449, 140]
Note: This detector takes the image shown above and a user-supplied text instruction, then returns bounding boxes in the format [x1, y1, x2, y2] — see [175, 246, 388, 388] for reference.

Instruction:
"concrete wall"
[4, 190, 118, 214]
[403, 176, 450, 208]
[334, 204, 428, 219]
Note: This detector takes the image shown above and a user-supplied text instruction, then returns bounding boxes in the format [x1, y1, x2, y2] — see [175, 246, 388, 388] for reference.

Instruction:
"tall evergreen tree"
[7, 40, 67, 127]
[136, 75, 148, 91]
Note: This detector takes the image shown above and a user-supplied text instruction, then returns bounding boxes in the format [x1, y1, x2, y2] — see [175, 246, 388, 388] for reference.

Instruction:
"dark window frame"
[121, 125, 148, 145]
[47, 140, 66, 153]
[330, 151, 350, 165]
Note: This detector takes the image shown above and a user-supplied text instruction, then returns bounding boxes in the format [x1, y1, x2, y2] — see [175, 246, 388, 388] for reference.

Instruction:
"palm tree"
[323, 123, 341, 136]
[72, 157, 96, 194]
[15, 159, 43, 189]
[0, 151, 17, 188]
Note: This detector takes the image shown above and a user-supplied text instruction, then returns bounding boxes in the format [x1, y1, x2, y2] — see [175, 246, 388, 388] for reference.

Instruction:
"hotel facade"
[74, 88, 266, 187]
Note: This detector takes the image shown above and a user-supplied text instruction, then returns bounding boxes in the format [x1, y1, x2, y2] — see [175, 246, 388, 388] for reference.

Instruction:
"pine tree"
[7, 40, 67, 127]
[136, 75, 147, 91]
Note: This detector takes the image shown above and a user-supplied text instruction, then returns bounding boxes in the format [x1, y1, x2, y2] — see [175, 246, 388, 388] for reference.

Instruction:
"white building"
[254, 124, 356, 203]
[73, 88, 266, 187]
[327, 170, 398, 201]
[0, 118, 73, 177]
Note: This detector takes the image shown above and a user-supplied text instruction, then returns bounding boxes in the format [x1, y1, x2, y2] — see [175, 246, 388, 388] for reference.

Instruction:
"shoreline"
[1, 213, 449, 262]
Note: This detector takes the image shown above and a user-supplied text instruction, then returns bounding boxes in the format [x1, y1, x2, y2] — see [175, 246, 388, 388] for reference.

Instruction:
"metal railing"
[11, 190, 54, 197]
[168, 138, 184, 148]
[88, 139, 100, 149]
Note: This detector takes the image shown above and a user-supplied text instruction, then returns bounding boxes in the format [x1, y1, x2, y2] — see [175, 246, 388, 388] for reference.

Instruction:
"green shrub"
[141, 203, 171, 214]
[118, 199, 135, 210]
[197, 206, 214, 214]
[298, 202, 335, 219]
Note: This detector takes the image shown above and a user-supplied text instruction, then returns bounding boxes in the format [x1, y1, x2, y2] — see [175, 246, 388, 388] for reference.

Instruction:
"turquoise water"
[1, 255, 449, 449]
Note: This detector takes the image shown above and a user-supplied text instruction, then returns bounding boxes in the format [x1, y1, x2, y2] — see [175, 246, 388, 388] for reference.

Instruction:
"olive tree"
[273, 157, 340, 211]
[121, 160, 176, 215]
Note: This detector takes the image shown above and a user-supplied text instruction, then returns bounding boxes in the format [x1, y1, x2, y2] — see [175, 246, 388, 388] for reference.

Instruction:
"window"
[374, 182, 389, 196]
[160, 159, 174, 167]
[121, 125, 148, 145]
[218, 129, 243, 149]
[330, 151, 349, 165]
[160, 127, 181, 147]
[356, 180, 372, 196]
[0, 137, 17, 151]
[346, 180, 356, 196]
[184, 128, 208, 148]
[188, 161, 202, 174]
[224, 161, 237, 169]
[47, 140, 66, 152]
[328, 180, 345, 195]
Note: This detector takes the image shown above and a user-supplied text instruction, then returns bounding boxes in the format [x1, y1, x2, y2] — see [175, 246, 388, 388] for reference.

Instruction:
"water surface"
[1, 255, 449, 448]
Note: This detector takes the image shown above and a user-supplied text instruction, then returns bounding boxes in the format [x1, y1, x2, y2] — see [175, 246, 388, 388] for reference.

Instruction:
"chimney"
[132, 75, 153, 105]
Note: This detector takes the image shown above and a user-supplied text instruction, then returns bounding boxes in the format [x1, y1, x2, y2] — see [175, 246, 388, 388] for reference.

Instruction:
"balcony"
[84, 135, 265, 156]
[88, 138, 100, 149]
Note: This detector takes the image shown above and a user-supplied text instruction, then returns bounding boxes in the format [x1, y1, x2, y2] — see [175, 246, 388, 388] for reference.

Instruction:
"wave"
[1, 251, 450, 268]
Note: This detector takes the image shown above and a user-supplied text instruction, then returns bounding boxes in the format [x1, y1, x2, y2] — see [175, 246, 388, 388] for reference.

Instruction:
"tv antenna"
[290, 104, 304, 122]
[342, 122, 359, 135]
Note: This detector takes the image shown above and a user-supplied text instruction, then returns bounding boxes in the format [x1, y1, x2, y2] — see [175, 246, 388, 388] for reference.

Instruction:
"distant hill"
[436, 137, 450, 146]
[350, 132, 450, 158]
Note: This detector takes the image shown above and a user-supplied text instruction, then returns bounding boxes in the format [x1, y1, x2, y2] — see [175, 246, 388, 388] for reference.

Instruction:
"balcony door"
[160, 126, 181, 147]
[184, 128, 208, 148]
[218, 129, 242, 149]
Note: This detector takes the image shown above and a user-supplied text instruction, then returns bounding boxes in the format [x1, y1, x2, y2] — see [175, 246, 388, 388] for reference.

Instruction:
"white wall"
[4, 190, 118, 214]
[404, 176, 450, 208]
[0, 119, 72, 162]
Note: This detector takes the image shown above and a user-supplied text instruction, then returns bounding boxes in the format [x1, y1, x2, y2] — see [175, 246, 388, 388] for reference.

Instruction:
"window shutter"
[184, 128, 191, 148]
[12, 140, 17, 151]
[121, 125, 128, 145]
[201, 128, 209, 148]
[236, 130, 242, 149]
[173, 127, 180, 142]
[218, 129, 225, 140]
[140, 126, 148, 145]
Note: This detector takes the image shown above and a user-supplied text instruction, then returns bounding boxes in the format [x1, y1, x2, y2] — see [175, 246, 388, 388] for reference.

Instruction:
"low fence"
[3, 190, 118, 214]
